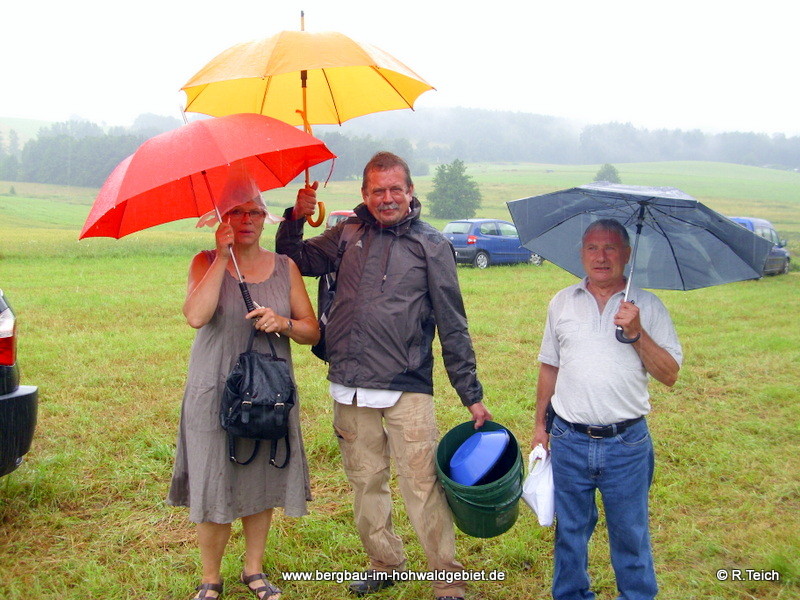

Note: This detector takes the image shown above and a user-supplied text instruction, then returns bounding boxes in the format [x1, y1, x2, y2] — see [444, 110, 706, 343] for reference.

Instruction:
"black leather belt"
[561, 416, 644, 438]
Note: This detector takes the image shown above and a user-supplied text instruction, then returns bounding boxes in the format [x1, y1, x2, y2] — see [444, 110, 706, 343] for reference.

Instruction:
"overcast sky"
[3, 0, 797, 135]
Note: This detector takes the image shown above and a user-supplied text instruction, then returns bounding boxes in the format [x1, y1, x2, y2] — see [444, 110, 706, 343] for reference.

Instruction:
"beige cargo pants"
[333, 391, 467, 598]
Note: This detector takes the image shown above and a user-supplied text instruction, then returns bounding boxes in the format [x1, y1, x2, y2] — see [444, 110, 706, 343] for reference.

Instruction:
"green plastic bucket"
[436, 421, 523, 538]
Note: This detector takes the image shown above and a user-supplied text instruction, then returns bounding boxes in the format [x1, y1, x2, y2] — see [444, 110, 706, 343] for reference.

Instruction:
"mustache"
[377, 202, 400, 212]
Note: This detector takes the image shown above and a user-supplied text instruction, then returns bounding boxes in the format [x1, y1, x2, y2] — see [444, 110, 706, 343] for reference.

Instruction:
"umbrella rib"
[649, 203, 757, 267]
[254, 152, 287, 186]
[259, 75, 273, 115]
[319, 68, 344, 126]
[532, 207, 602, 239]
[188, 170, 208, 216]
[647, 204, 708, 232]
[369, 66, 416, 109]
[642, 205, 688, 290]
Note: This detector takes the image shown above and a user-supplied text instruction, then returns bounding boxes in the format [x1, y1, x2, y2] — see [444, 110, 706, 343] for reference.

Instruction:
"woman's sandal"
[192, 582, 223, 599]
[241, 572, 281, 600]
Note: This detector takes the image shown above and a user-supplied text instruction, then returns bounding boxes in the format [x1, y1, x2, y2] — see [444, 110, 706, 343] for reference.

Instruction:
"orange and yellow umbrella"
[182, 25, 434, 225]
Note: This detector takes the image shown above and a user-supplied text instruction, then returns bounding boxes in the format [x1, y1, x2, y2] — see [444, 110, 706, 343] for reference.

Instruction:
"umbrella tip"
[300, 10, 305, 31]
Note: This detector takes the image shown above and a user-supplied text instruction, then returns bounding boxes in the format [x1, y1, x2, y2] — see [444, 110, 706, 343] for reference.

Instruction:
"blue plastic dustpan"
[449, 429, 510, 485]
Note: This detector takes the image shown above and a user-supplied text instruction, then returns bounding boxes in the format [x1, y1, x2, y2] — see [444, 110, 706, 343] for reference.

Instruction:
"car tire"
[473, 251, 490, 269]
[529, 253, 544, 266]
[782, 259, 790, 275]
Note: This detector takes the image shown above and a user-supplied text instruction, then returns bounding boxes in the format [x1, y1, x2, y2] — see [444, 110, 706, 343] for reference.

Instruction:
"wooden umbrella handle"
[306, 201, 326, 227]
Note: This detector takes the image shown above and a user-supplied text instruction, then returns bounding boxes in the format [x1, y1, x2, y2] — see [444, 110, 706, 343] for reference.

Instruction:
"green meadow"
[0, 162, 798, 600]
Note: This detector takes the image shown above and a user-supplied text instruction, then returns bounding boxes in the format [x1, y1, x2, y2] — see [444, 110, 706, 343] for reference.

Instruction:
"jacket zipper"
[380, 235, 397, 293]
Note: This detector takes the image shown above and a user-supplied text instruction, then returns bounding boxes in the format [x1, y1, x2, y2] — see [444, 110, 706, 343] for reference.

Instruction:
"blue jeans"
[550, 415, 657, 600]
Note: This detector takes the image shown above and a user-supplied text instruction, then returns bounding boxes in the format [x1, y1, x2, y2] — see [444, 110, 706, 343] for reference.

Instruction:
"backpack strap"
[269, 435, 291, 469]
[229, 436, 260, 465]
[334, 220, 361, 270]
[228, 426, 291, 468]
[317, 221, 361, 326]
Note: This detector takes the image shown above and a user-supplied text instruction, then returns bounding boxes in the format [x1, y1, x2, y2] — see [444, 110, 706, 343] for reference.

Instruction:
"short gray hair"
[361, 152, 413, 191]
[583, 219, 630, 247]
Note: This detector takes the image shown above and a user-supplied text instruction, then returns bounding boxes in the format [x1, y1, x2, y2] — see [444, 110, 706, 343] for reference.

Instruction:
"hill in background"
[2, 109, 799, 190]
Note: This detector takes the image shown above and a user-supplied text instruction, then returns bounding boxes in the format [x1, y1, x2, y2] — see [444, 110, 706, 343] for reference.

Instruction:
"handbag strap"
[229, 436, 260, 466]
[228, 434, 291, 468]
[269, 436, 291, 469]
[247, 326, 279, 356]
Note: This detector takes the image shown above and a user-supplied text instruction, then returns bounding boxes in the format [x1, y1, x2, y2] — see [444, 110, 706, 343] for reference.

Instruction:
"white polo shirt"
[538, 279, 682, 425]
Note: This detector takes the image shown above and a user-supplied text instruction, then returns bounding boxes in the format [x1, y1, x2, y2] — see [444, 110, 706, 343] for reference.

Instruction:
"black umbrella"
[507, 182, 774, 341]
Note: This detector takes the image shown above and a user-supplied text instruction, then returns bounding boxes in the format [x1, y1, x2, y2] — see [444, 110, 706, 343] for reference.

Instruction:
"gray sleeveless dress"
[167, 251, 312, 524]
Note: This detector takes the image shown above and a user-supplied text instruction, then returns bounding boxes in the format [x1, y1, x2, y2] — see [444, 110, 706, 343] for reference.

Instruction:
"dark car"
[0, 290, 38, 477]
[443, 218, 540, 268]
[728, 217, 791, 276]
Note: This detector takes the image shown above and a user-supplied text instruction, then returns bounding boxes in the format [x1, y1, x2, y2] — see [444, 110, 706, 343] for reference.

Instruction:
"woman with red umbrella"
[167, 170, 319, 600]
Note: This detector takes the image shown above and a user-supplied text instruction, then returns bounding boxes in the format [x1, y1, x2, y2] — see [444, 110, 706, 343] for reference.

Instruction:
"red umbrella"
[79, 112, 335, 239]
[80, 112, 335, 313]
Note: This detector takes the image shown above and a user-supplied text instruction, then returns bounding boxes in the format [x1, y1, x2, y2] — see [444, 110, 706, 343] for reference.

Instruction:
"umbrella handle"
[306, 200, 326, 227]
[239, 282, 256, 313]
[615, 325, 640, 344]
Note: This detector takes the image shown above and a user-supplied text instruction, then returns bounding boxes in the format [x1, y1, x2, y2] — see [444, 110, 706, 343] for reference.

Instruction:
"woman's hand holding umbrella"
[215, 220, 281, 335]
[215, 221, 235, 259]
[248, 306, 289, 336]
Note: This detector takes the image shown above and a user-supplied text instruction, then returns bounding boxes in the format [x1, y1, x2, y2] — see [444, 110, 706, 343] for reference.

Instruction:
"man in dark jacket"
[277, 152, 491, 599]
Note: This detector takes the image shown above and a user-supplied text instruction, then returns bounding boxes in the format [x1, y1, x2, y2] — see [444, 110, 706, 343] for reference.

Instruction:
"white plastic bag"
[521, 444, 554, 526]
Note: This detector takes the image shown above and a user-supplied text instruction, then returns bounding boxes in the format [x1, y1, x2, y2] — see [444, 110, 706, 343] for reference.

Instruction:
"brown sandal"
[193, 582, 223, 599]
[241, 572, 281, 600]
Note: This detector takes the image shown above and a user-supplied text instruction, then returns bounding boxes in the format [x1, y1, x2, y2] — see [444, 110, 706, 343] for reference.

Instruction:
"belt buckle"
[587, 426, 605, 439]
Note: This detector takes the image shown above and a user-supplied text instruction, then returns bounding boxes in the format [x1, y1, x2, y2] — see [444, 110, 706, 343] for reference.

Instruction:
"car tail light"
[467, 235, 477, 245]
[0, 307, 16, 366]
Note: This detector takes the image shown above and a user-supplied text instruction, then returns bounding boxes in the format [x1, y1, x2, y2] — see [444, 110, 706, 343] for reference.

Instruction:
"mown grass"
[0, 162, 798, 600]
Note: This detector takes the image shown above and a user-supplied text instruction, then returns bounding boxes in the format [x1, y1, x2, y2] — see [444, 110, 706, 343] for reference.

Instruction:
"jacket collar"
[354, 197, 421, 235]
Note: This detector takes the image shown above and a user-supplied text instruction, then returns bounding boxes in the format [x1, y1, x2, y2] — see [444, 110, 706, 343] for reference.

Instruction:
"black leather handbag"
[220, 329, 295, 467]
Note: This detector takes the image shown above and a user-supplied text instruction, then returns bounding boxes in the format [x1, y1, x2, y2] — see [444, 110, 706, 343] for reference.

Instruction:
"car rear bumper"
[0, 385, 38, 476]
[763, 251, 790, 275]
[453, 246, 477, 264]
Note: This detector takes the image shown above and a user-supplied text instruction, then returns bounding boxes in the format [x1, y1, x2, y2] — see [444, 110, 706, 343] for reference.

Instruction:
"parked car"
[0, 290, 38, 477]
[326, 209, 356, 229]
[443, 218, 540, 268]
[728, 216, 791, 276]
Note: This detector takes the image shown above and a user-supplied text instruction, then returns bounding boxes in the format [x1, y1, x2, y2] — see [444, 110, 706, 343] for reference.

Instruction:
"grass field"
[0, 162, 798, 600]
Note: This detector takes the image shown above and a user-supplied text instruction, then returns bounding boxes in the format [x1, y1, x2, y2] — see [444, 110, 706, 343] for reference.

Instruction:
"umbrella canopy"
[507, 182, 774, 291]
[181, 30, 434, 127]
[79, 113, 335, 239]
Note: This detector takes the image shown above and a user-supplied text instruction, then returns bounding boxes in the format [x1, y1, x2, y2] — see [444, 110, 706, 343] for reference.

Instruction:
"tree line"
[0, 115, 179, 188]
[1, 108, 798, 189]
[344, 108, 800, 170]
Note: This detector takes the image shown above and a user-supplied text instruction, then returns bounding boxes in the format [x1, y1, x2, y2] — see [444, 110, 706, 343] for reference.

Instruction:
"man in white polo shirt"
[532, 219, 682, 600]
